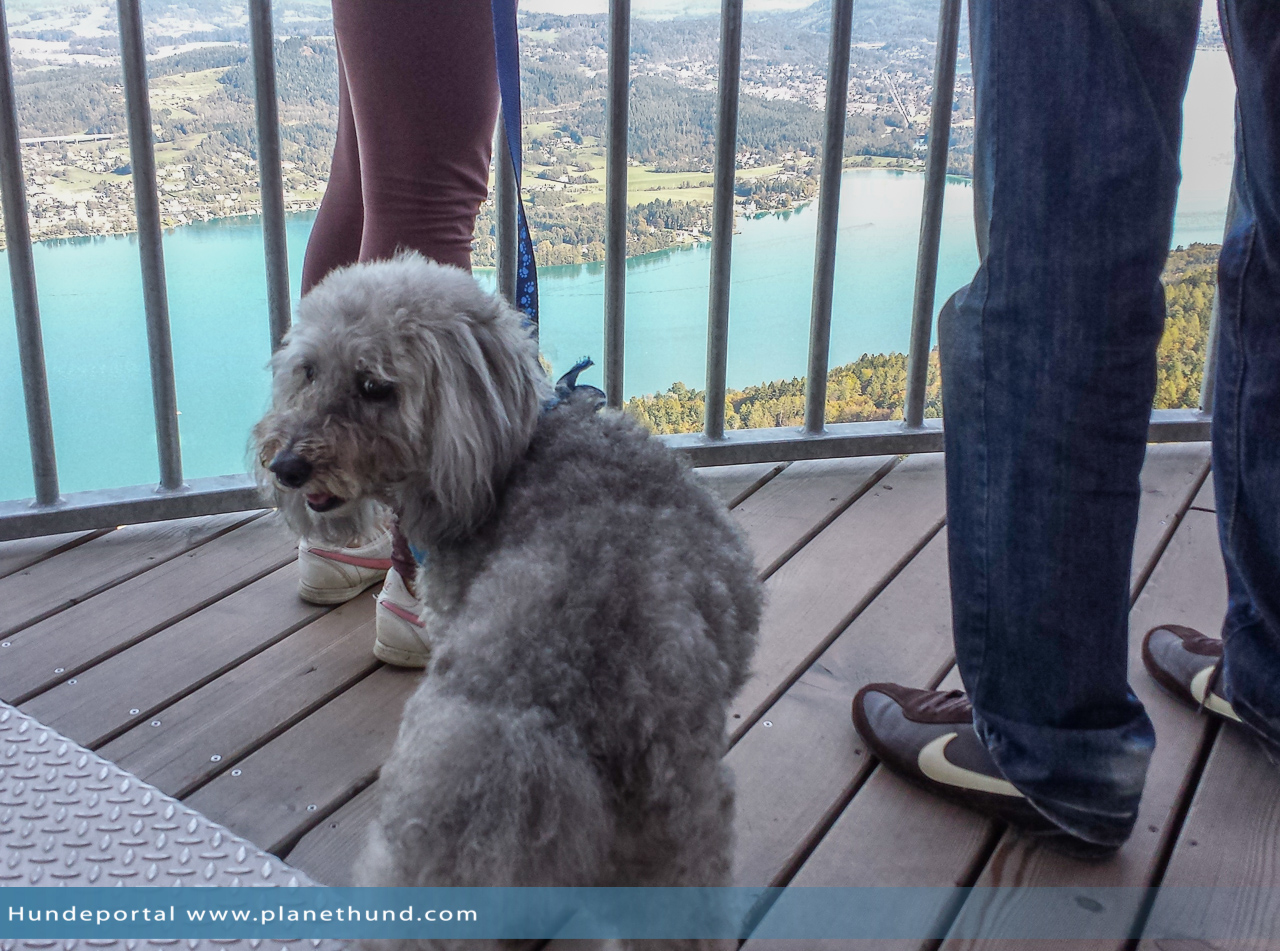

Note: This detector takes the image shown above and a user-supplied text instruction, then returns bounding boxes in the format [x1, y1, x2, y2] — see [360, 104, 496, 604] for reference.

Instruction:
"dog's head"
[252, 252, 550, 546]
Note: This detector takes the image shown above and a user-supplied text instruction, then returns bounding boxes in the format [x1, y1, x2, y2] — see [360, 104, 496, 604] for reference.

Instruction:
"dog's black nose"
[269, 450, 313, 488]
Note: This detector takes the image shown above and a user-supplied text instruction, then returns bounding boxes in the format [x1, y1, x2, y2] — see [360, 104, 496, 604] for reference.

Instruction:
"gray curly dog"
[253, 253, 761, 949]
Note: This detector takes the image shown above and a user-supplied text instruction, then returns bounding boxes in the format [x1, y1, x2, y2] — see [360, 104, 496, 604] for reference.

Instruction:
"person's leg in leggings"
[937, 0, 1200, 848]
[1214, 0, 1280, 749]
[331, 2, 500, 584]
[330, 0, 499, 271]
[301, 43, 363, 294]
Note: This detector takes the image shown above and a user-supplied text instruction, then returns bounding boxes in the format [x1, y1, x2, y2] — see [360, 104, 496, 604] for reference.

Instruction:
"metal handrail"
[603, 0, 631, 408]
[248, 0, 292, 352]
[0, 0, 56, 507]
[119, 0, 183, 491]
[0, 0, 1213, 541]
[702, 0, 744, 441]
[803, 0, 856, 435]
[903, 0, 961, 429]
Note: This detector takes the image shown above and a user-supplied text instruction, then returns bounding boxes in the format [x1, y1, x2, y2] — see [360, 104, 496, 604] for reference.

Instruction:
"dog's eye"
[303, 364, 315, 383]
[358, 377, 395, 402]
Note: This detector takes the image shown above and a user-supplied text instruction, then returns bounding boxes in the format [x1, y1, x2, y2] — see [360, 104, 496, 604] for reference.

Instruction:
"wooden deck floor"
[3, 443, 1275, 947]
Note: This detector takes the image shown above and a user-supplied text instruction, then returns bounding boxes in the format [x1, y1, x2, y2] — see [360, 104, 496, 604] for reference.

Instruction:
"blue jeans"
[939, 0, 1280, 848]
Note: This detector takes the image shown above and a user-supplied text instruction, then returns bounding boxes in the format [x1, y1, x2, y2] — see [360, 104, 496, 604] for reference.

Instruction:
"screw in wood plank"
[211, 754, 222, 762]
[763, 720, 773, 727]
[231, 769, 242, 777]
[151, 721, 161, 727]
[129, 709, 140, 716]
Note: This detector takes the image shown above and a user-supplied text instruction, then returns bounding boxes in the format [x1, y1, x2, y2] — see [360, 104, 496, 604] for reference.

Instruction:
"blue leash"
[491, 0, 540, 327]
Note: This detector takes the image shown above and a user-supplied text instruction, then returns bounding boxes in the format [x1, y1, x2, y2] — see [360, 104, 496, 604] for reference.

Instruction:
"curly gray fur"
[252, 253, 761, 951]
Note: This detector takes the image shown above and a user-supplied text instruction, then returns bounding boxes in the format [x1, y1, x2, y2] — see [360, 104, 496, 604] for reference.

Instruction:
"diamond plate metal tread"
[0, 702, 345, 950]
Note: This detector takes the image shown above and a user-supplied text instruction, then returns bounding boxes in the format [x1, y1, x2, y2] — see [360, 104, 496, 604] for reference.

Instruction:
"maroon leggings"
[302, 1, 501, 580]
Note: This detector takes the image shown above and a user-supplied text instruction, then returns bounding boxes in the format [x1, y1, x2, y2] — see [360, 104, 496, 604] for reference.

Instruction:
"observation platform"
[2, 443, 1275, 948]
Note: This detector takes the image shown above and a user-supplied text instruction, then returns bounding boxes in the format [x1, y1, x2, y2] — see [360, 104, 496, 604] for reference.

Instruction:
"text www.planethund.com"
[9, 905, 479, 925]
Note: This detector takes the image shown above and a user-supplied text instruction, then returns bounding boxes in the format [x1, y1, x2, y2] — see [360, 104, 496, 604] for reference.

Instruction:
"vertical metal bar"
[495, 124, 518, 306]
[802, 0, 855, 435]
[117, 0, 183, 489]
[904, 0, 961, 429]
[703, 0, 744, 440]
[0, 0, 57, 504]
[603, 0, 631, 409]
[1199, 184, 1236, 416]
[248, 0, 291, 350]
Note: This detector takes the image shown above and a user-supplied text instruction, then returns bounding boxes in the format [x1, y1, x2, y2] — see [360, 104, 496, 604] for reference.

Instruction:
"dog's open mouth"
[305, 492, 345, 513]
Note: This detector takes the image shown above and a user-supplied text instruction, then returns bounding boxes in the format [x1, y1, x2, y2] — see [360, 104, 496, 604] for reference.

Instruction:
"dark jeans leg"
[1214, 0, 1280, 750]
[939, 0, 1200, 847]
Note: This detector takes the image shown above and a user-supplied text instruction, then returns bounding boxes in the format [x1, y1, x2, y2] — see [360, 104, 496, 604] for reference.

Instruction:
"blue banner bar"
[4, 887, 1280, 940]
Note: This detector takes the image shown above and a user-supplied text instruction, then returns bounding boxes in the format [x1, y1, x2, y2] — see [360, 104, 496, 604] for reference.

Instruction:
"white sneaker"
[297, 531, 393, 605]
[374, 567, 431, 668]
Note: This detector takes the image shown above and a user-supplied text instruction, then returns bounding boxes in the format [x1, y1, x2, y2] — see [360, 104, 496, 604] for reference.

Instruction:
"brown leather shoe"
[1141, 625, 1241, 724]
[852, 683, 1117, 859]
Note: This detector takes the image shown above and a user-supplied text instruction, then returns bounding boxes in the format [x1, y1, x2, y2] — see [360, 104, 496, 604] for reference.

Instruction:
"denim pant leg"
[1214, 0, 1280, 752]
[938, 0, 1200, 847]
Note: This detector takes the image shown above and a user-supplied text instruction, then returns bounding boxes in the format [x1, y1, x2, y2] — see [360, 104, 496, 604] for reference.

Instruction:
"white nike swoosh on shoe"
[917, 733, 1024, 797]
[1189, 666, 1242, 722]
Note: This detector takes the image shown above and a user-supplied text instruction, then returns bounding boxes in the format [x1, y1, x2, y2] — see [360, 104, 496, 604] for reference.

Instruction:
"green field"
[513, 128, 799, 208]
[150, 67, 228, 116]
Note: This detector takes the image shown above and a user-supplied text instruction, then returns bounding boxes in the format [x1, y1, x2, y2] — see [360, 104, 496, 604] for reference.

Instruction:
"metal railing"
[0, 0, 1212, 540]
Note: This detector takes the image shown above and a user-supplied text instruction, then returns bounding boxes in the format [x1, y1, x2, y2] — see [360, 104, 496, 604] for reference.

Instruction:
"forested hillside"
[1156, 244, 1217, 409]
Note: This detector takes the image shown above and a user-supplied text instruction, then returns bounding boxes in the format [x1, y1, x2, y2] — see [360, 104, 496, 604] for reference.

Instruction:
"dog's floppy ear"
[398, 294, 548, 544]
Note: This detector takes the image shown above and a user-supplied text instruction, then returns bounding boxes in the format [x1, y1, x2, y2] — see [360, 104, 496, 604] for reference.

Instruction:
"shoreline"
[12, 162, 943, 255]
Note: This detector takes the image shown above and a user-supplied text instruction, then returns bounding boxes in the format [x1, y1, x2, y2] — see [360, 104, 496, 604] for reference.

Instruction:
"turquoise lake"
[0, 50, 1236, 501]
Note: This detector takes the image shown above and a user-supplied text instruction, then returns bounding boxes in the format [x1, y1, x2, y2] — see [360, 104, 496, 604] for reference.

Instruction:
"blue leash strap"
[491, 0, 540, 327]
[546, 356, 606, 410]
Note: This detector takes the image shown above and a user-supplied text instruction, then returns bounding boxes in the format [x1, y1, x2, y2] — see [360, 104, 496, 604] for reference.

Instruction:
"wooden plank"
[742, 670, 977, 951]
[21, 560, 329, 748]
[730, 455, 897, 578]
[183, 664, 422, 854]
[0, 529, 102, 581]
[0, 512, 253, 639]
[743, 671, 985, 951]
[939, 509, 1227, 951]
[1129, 443, 1211, 593]
[730, 452, 948, 729]
[0, 514, 298, 704]
[99, 592, 379, 798]
[1138, 727, 1280, 950]
[733, 443, 1210, 935]
[285, 782, 382, 886]
[727, 533, 955, 889]
[694, 462, 787, 508]
[744, 791, 986, 951]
